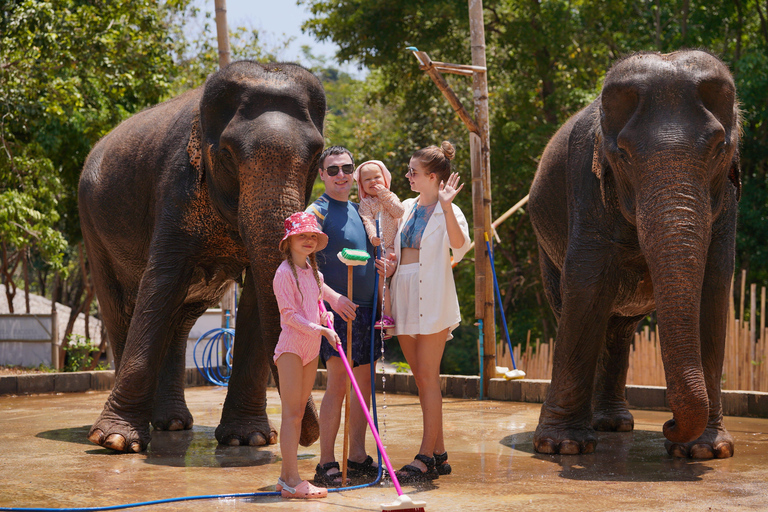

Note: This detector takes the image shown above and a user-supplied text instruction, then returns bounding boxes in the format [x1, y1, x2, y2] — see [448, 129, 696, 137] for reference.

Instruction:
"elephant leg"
[534, 244, 617, 455]
[216, 268, 278, 446]
[151, 302, 207, 432]
[88, 251, 194, 453]
[666, 220, 735, 459]
[538, 243, 562, 321]
[592, 315, 643, 432]
[82, 234, 133, 371]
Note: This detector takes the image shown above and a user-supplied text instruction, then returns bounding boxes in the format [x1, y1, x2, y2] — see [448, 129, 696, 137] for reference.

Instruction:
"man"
[306, 146, 382, 485]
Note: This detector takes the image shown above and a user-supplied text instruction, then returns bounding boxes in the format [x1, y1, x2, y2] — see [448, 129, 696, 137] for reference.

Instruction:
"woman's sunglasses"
[324, 164, 355, 176]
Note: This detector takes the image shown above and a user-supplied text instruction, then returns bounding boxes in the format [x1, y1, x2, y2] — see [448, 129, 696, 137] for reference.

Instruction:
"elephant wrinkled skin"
[78, 61, 326, 452]
[528, 50, 740, 459]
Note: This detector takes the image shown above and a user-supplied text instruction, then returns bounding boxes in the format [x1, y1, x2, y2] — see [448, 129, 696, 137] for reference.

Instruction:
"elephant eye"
[220, 148, 234, 161]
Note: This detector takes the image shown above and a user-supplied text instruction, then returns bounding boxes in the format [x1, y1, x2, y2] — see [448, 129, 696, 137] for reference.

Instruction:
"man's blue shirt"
[306, 194, 376, 307]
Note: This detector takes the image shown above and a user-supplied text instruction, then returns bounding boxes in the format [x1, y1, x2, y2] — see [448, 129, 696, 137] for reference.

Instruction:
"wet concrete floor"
[1, 386, 767, 511]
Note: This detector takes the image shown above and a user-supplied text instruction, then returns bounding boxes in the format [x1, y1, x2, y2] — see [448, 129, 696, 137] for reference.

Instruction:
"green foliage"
[391, 361, 412, 374]
[1, 0, 180, 279]
[63, 333, 103, 372]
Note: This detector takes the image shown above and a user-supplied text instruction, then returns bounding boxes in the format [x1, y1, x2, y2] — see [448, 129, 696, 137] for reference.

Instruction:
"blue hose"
[193, 327, 234, 386]
[485, 233, 520, 370]
[2, 252, 388, 511]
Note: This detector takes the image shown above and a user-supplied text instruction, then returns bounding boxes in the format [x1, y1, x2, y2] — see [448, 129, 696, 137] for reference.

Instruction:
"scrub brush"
[337, 247, 371, 265]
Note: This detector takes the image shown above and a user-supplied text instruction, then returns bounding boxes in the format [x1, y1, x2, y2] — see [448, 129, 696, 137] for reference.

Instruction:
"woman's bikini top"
[400, 201, 437, 250]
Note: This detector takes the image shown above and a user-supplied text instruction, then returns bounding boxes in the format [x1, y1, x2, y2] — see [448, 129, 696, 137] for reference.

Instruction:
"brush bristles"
[380, 494, 427, 511]
[338, 248, 370, 266]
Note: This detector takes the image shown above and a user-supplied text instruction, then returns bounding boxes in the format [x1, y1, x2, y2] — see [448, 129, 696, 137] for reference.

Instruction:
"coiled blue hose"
[193, 327, 234, 386]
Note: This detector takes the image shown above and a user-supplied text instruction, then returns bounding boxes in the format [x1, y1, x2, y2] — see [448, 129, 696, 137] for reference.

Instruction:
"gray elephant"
[528, 50, 739, 459]
[78, 61, 326, 452]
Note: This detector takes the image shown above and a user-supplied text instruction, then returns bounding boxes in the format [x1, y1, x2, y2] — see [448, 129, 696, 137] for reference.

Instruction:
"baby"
[354, 160, 404, 335]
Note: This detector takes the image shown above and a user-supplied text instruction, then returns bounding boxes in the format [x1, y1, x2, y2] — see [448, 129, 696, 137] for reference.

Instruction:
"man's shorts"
[320, 305, 383, 367]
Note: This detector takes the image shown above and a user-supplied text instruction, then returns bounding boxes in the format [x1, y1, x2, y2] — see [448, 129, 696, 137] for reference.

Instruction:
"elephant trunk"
[636, 158, 712, 444]
[238, 159, 312, 341]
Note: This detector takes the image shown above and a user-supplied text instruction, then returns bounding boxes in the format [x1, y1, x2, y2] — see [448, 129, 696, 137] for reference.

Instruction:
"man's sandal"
[434, 451, 452, 475]
[347, 455, 379, 478]
[313, 461, 347, 487]
[395, 454, 439, 483]
[276, 478, 327, 499]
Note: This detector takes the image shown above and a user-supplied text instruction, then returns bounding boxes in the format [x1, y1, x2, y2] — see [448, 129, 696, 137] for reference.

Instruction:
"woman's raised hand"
[438, 172, 464, 208]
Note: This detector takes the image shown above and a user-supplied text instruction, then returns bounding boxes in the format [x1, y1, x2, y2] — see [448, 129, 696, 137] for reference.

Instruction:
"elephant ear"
[728, 151, 741, 201]
[187, 112, 203, 181]
[591, 130, 608, 207]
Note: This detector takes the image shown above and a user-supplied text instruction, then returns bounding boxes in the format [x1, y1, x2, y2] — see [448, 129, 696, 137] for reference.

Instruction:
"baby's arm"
[359, 198, 381, 245]
[377, 189, 405, 218]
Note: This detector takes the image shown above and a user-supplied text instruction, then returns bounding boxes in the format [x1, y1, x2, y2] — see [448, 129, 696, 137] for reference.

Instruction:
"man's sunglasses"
[324, 164, 355, 176]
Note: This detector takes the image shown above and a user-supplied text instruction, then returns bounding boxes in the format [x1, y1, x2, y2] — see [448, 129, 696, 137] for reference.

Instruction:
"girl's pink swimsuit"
[272, 260, 325, 365]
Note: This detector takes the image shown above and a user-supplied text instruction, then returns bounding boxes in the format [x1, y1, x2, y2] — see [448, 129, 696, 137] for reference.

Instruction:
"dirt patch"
[0, 365, 55, 376]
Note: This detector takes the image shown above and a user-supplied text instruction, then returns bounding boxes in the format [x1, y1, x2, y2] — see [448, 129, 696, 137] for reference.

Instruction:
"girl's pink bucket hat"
[279, 211, 328, 252]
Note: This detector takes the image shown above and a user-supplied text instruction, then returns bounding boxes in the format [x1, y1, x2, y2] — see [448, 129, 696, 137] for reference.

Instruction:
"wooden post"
[341, 266, 354, 484]
[751, 283, 757, 388]
[469, 0, 495, 396]
[214, 0, 231, 69]
[50, 309, 59, 370]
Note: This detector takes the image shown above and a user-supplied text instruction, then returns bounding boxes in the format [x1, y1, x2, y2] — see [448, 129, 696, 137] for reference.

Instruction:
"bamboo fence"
[495, 272, 768, 392]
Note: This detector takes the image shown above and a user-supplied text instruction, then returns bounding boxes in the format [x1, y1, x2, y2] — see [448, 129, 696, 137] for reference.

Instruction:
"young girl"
[354, 160, 405, 335]
[389, 141, 471, 482]
[273, 211, 343, 499]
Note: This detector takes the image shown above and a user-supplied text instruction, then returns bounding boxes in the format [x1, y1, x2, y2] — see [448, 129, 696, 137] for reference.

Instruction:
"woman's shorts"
[391, 263, 421, 337]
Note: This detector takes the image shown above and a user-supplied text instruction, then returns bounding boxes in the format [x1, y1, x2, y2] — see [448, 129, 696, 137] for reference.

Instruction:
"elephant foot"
[215, 417, 278, 447]
[534, 423, 598, 454]
[664, 426, 734, 459]
[151, 398, 193, 432]
[88, 408, 150, 453]
[592, 406, 634, 432]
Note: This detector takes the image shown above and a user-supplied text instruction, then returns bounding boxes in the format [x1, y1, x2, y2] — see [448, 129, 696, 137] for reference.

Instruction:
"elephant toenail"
[559, 441, 580, 455]
[104, 434, 126, 452]
[87, 429, 104, 445]
[248, 433, 266, 446]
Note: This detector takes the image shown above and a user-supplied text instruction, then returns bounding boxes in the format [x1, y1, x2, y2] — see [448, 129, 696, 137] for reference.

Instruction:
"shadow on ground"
[500, 429, 711, 482]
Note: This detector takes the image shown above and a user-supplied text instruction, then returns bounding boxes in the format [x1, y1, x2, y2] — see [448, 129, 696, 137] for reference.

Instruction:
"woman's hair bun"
[440, 141, 455, 161]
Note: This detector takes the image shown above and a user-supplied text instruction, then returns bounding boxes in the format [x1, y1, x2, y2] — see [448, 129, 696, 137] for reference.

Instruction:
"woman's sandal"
[434, 451, 452, 475]
[313, 461, 347, 487]
[277, 478, 327, 499]
[347, 455, 379, 478]
[394, 454, 439, 483]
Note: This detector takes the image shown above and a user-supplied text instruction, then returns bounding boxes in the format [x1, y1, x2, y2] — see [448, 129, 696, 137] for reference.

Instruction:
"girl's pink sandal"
[277, 478, 327, 499]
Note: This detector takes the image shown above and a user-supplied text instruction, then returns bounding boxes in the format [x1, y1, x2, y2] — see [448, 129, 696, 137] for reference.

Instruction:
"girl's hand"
[321, 327, 340, 346]
[438, 172, 464, 208]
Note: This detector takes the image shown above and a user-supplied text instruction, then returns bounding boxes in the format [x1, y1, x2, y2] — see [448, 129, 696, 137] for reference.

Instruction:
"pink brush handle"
[336, 341, 403, 497]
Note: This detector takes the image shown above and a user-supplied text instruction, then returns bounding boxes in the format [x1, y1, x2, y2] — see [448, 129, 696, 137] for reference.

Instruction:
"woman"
[390, 141, 471, 481]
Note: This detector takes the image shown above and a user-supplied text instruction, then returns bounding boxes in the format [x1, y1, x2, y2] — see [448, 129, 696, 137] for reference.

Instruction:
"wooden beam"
[410, 51, 480, 134]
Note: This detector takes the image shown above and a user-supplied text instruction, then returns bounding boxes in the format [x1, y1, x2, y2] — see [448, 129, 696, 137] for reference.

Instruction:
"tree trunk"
[23, 248, 30, 314]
